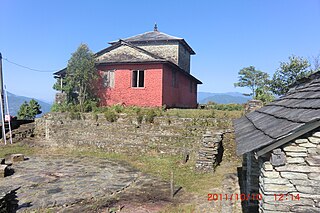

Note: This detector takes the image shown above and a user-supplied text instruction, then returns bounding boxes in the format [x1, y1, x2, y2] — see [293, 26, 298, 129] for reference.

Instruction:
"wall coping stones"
[286, 157, 305, 164]
[298, 142, 317, 148]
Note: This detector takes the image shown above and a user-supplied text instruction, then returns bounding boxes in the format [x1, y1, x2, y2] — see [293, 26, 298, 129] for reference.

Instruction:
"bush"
[111, 104, 124, 113]
[69, 111, 81, 120]
[104, 110, 118, 122]
[136, 113, 144, 124]
[145, 109, 157, 123]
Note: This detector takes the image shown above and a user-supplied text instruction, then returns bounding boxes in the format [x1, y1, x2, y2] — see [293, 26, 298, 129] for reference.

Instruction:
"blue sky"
[1, 0, 320, 102]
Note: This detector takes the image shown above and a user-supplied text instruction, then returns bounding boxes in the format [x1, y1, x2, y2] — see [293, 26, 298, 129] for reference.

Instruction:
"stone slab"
[286, 157, 305, 164]
[298, 142, 317, 148]
[285, 152, 308, 157]
[308, 173, 320, 180]
[306, 157, 320, 166]
[262, 169, 279, 178]
[280, 172, 308, 180]
[275, 165, 320, 173]
[308, 136, 320, 144]
[283, 146, 307, 152]
[295, 138, 308, 144]
[290, 206, 320, 213]
[0, 165, 8, 177]
[262, 183, 296, 193]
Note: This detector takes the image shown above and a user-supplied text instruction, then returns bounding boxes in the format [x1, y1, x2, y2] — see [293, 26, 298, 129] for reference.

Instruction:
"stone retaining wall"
[259, 130, 320, 213]
[35, 113, 226, 158]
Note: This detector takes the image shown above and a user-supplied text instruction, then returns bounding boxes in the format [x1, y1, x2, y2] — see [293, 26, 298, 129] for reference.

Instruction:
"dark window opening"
[132, 70, 144, 88]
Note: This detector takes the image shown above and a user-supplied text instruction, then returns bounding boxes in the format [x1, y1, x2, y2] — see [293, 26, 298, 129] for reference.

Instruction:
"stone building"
[234, 72, 320, 213]
[54, 25, 202, 108]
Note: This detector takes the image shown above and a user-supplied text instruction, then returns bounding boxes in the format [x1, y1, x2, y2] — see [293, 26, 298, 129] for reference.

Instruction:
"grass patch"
[0, 144, 36, 158]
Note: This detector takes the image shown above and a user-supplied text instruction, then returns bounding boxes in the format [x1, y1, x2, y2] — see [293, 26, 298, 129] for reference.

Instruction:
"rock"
[262, 177, 291, 185]
[286, 152, 308, 157]
[308, 148, 318, 154]
[295, 185, 320, 194]
[263, 203, 290, 211]
[275, 165, 320, 173]
[308, 136, 320, 144]
[262, 183, 296, 193]
[286, 157, 305, 164]
[306, 157, 320, 166]
[295, 138, 309, 144]
[309, 173, 320, 180]
[11, 154, 25, 163]
[290, 179, 320, 187]
[0, 164, 8, 177]
[263, 162, 273, 171]
[283, 146, 307, 152]
[291, 206, 320, 213]
[298, 142, 317, 148]
[262, 170, 279, 178]
[280, 172, 308, 180]
[312, 131, 320, 138]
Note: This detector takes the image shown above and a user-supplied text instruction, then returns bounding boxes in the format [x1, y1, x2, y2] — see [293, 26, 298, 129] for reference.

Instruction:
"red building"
[54, 26, 202, 108]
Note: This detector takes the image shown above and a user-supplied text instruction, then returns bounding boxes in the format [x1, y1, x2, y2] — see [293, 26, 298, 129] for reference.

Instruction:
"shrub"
[136, 113, 144, 124]
[104, 110, 118, 122]
[69, 111, 81, 120]
[145, 109, 157, 123]
[111, 104, 124, 113]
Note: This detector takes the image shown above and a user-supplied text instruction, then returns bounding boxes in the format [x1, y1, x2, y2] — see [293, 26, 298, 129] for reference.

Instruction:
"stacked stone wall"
[259, 130, 320, 213]
[35, 113, 227, 158]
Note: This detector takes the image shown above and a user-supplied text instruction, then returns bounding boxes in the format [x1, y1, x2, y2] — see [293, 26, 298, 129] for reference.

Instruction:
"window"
[172, 71, 177, 87]
[102, 70, 115, 88]
[132, 70, 144, 87]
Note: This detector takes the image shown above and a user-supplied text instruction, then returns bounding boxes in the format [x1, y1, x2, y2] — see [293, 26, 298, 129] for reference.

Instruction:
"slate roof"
[110, 30, 195, 55]
[234, 71, 320, 156]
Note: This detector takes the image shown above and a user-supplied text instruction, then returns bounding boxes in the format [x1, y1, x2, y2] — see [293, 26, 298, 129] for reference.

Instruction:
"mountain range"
[5, 92, 52, 117]
[197, 92, 251, 104]
[2, 91, 249, 117]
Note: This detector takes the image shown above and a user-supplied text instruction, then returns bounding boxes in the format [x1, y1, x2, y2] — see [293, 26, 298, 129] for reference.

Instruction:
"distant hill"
[198, 92, 251, 104]
[5, 92, 52, 117]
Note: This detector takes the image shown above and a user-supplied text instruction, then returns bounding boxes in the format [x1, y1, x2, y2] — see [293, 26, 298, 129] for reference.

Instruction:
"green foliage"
[104, 110, 118, 122]
[69, 111, 81, 120]
[17, 99, 42, 120]
[271, 55, 313, 95]
[255, 87, 275, 104]
[57, 44, 98, 112]
[110, 104, 124, 113]
[234, 66, 270, 99]
[136, 113, 144, 124]
[206, 102, 244, 111]
[145, 109, 156, 123]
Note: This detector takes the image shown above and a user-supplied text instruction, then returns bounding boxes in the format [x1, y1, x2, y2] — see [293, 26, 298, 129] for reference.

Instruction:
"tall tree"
[65, 44, 97, 112]
[234, 66, 270, 99]
[270, 55, 313, 96]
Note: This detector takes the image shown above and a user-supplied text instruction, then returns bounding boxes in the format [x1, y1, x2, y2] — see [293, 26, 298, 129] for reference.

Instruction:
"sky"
[1, 0, 320, 103]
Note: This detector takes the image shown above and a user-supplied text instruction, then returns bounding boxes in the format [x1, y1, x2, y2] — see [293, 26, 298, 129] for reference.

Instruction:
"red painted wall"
[96, 64, 163, 107]
[96, 63, 197, 108]
[162, 64, 197, 108]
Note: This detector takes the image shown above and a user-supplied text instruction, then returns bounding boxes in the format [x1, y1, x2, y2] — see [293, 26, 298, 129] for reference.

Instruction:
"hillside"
[5, 92, 51, 117]
[198, 92, 251, 104]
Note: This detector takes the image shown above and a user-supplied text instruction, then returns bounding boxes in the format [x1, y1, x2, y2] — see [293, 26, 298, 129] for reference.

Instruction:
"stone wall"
[259, 130, 320, 213]
[35, 113, 227, 157]
[195, 131, 224, 171]
[178, 44, 191, 73]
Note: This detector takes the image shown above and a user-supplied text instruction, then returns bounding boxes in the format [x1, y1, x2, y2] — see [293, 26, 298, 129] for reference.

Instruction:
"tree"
[17, 99, 42, 120]
[55, 44, 97, 112]
[234, 66, 270, 99]
[270, 55, 313, 96]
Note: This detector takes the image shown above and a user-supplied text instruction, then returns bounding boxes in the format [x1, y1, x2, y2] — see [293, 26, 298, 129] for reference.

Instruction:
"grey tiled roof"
[234, 71, 320, 155]
[110, 30, 195, 54]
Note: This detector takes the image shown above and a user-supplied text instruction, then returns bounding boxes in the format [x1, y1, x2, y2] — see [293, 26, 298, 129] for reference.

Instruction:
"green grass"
[0, 144, 36, 158]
